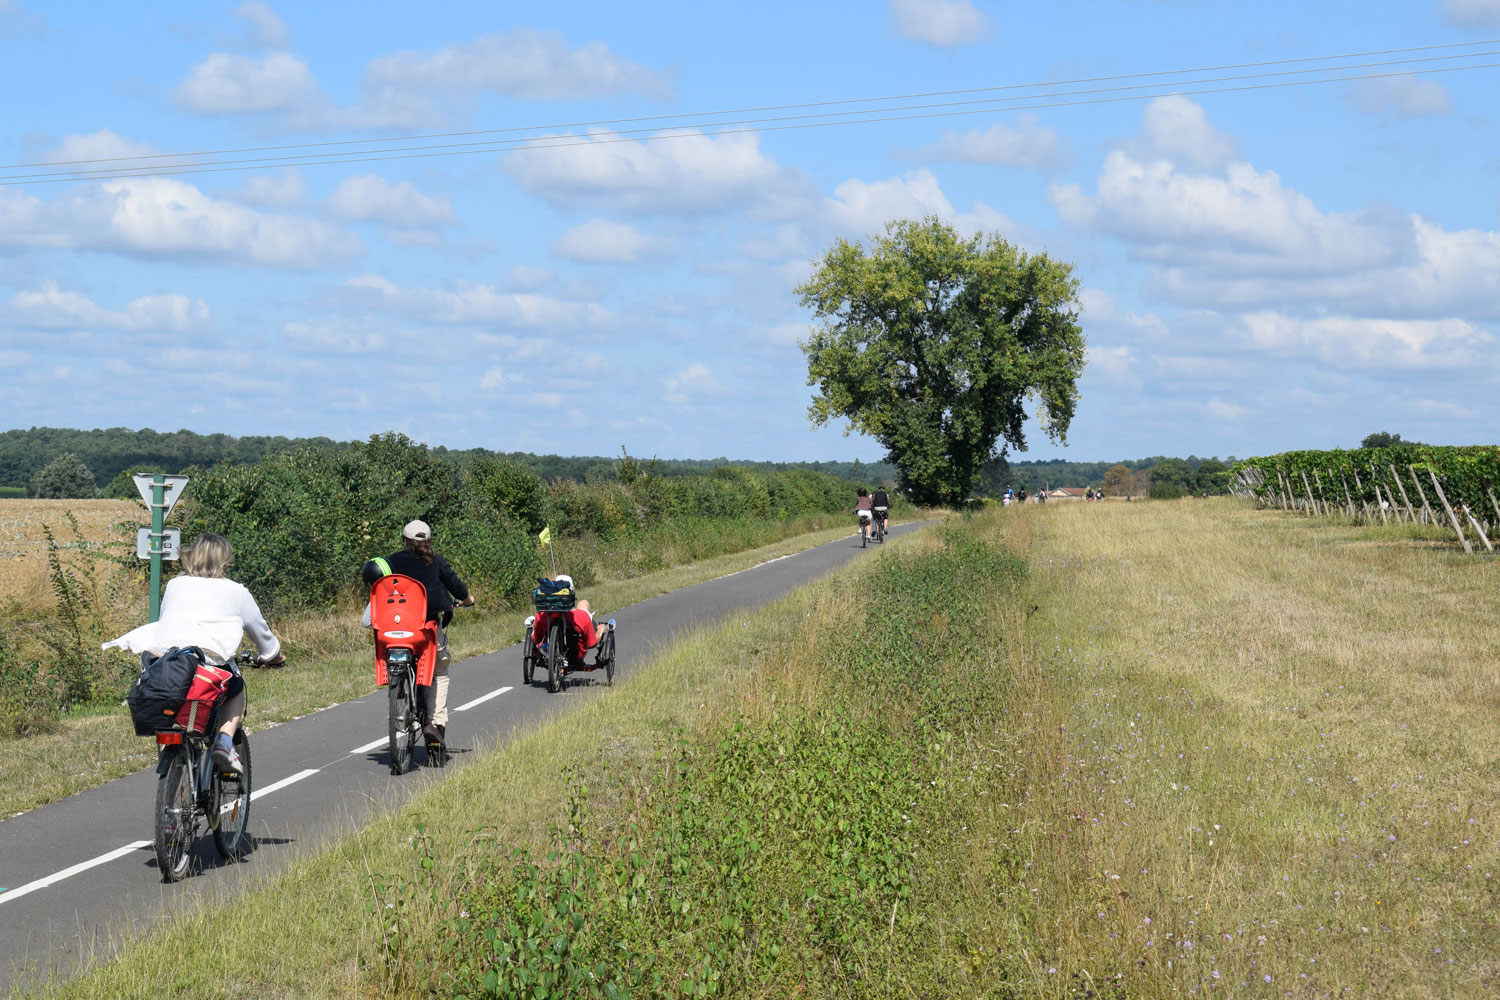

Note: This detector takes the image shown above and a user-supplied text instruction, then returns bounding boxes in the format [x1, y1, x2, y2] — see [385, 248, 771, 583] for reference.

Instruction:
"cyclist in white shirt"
[106, 534, 283, 773]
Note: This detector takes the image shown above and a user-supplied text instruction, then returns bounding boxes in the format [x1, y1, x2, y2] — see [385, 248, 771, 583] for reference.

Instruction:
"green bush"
[469, 458, 546, 532]
[30, 452, 98, 499]
[1148, 481, 1187, 500]
[180, 433, 907, 614]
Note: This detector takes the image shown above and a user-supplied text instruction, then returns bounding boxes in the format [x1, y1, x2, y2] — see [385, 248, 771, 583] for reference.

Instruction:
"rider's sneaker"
[212, 738, 244, 776]
[423, 722, 442, 744]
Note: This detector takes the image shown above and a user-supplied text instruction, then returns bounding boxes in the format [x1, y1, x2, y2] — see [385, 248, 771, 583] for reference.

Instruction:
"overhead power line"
[3, 40, 1498, 187]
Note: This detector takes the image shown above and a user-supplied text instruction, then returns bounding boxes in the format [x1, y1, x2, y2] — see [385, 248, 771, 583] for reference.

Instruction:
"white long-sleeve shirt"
[103, 576, 280, 664]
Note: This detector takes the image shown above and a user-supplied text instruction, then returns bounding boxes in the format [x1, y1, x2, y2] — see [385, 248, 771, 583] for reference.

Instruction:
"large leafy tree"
[798, 218, 1087, 506]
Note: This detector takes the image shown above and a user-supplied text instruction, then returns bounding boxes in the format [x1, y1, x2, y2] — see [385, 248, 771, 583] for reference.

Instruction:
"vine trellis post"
[1389, 464, 1416, 523]
[1425, 467, 1473, 555]
[1408, 466, 1436, 525]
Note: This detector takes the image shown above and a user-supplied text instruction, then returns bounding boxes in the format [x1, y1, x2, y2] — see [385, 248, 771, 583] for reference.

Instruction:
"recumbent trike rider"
[523, 575, 616, 693]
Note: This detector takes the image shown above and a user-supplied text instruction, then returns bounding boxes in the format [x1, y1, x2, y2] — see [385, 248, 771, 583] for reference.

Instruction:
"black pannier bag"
[126, 646, 203, 736]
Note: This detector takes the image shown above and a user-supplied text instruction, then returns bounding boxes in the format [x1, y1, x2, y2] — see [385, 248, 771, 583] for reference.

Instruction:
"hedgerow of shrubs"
[181, 434, 900, 613]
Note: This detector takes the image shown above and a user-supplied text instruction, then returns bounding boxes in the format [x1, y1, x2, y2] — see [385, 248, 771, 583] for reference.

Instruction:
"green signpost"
[133, 473, 188, 622]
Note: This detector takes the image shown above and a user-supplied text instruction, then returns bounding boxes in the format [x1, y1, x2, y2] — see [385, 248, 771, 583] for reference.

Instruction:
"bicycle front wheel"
[546, 620, 565, 693]
[388, 677, 416, 775]
[155, 751, 197, 882]
[213, 732, 252, 860]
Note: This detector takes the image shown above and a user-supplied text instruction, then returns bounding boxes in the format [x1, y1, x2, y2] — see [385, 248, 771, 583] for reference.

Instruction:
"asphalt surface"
[0, 520, 928, 993]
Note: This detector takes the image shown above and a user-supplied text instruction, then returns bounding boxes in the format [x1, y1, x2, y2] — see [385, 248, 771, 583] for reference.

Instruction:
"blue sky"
[1, 0, 1497, 463]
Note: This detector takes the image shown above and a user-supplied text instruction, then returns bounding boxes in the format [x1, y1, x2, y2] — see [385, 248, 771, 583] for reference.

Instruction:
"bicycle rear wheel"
[388, 676, 416, 775]
[213, 732, 252, 859]
[155, 751, 197, 882]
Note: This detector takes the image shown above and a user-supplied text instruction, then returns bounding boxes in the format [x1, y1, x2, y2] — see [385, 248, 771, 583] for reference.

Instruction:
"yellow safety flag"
[538, 526, 552, 547]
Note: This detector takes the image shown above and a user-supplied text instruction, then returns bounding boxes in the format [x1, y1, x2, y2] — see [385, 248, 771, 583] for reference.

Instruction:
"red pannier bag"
[369, 573, 438, 687]
[173, 663, 234, 733]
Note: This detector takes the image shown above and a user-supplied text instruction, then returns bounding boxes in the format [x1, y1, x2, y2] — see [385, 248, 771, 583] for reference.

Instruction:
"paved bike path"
[0, 522, 928, 991]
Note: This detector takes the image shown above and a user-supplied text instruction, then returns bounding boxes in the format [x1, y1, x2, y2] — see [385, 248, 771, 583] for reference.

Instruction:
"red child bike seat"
[369, 573, 438, 687]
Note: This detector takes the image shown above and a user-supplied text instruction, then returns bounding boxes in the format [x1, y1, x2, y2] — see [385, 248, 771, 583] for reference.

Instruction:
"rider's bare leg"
[218, 689, 244, 739]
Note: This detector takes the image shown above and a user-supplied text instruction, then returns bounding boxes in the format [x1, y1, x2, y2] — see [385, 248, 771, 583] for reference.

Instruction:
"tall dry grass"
[978, 498, 1500, 996]
[0, 499, 140, 612]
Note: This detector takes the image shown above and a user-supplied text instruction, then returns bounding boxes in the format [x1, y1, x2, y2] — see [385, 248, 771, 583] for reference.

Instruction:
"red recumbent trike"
[522, 581, 616, 693]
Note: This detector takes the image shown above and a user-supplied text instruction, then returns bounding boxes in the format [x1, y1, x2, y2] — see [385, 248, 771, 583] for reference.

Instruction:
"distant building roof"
[1048, 487, 1088, 497]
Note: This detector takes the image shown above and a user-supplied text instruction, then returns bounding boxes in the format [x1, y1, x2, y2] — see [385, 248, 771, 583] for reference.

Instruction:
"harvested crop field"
[0, 499, 140, 610]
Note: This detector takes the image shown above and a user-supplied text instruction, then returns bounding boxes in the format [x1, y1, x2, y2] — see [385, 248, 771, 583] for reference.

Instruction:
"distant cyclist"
[361, 520, 474, 747]
[854, 487, 874, 541]
[871, 486, 890, 538]
[104, 533, 282, 774]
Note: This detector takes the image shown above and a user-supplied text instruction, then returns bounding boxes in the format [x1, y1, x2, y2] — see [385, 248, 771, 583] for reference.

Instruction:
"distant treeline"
[0, 426, 899, 494]
[982, 454, 1239, 496]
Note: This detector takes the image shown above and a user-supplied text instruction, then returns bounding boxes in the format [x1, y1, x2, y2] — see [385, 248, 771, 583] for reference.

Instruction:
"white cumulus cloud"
[1140, 96, 1238, 170]
[504, 129, 810, 215]
[0, 177, 363, 267]
[889, 0, 991, 45]
[551, 218, 651, 263]
[1240, 312, 1494, 371]
[42, 129, 157, 165]
[176, 51, 318, 113]
[327, 174, 454, 228]
[9, 281, 211, 333]
[824, 168, 1020, 241]
[365, 28, 671, 100]
[909, 118, 1070, 171]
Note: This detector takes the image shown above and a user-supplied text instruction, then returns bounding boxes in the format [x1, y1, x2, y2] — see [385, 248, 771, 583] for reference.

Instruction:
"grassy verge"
[0, 512, 922, 819]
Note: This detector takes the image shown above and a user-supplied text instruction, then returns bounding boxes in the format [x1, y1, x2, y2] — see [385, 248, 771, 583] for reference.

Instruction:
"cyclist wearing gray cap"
[360, 519, 474, 745]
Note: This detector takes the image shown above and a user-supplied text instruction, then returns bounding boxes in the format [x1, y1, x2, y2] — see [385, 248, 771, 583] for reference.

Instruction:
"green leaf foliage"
[1232, 445, 1500, 515]
[798, 217, 1087, 506]
[179, 434, 900, 613]
[30, 452, 98, 499]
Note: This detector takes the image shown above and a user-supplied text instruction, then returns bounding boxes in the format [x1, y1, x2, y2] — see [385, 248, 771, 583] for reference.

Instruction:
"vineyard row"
[1230, 445, 1500, 556]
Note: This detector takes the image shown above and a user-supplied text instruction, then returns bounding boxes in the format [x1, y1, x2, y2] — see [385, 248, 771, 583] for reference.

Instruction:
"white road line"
[455, 686, 513, 712]
[0, 841, 151, 906]
[250, 768, 319, 800]
[349, 735, 389, 755]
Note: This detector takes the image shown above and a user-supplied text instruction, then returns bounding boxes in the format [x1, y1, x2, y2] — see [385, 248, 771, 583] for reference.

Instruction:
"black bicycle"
[152, 650, 256, 882]
[386, 642, 434, 775]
